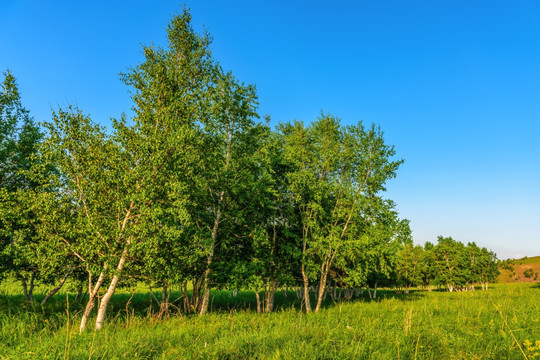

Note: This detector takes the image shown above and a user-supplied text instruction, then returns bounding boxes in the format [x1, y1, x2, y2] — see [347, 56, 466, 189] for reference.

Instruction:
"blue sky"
[1, 1, 539, 259]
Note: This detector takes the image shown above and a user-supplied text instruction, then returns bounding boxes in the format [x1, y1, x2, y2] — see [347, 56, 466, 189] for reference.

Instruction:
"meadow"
[1, 283, 539, 359]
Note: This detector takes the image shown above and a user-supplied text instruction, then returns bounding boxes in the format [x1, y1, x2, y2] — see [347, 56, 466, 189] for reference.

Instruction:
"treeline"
[0, 9, 498, 332]
[395, 237, 499, 293]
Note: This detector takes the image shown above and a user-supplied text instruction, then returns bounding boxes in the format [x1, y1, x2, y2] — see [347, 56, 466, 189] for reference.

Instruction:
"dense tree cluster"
[0, 9, 499, 332]
[395, 236, 499, 293]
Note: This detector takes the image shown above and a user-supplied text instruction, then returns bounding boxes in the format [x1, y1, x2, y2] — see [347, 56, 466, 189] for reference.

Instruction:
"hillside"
[498, 255, 540, 283]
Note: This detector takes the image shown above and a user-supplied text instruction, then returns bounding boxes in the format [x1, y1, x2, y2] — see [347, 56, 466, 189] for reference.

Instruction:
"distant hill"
[498, 255, 540, 283]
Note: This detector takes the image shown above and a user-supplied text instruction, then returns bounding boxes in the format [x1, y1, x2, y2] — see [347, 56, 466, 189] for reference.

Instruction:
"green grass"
[1, 284, 539, 359]
[516, 256, 540, 265]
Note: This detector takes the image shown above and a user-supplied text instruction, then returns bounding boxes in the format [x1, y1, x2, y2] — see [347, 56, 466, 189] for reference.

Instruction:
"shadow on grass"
[204, 288, 426, 314]
[0, 286, 426, 326]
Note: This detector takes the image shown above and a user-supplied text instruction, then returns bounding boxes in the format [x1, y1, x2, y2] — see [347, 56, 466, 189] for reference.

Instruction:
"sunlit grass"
[0, 283, 539, 359]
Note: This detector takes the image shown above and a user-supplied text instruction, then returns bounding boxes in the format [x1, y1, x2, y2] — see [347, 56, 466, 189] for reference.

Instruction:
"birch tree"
[281, 115, 403, 312]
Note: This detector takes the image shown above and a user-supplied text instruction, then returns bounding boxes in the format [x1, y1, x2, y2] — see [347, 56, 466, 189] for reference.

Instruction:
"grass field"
[0, 283, 539, 359]
[516, 256, 540, 266]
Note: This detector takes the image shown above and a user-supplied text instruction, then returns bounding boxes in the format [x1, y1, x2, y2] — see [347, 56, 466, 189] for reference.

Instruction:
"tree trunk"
[158, 285, 170, 318]
[301, 266, 312, 312]
[200, 128, 231, 315]
[27, 272, 35, 303]
[315, 267, 329, 312]
[199, 270, 212, 315]
[373, 282, 378, 299]
[18, 273, 29, 301]
[264, 281, 278, 313]
[191, 277, 202, 312]
[200, 208, 221, 316]
[80, 269, 106, 333]
[79, 292, 97, 333]
[16, 272, 35, 303]
[255, 290, 261, 313]
[41, 263, 74, 306]
[95, 243, 130, 331]
[344, 287, 354, 301]
[182, 281, 190, 313]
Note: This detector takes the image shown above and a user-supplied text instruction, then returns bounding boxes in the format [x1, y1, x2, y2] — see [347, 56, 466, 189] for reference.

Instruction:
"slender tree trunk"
[81, 295, 97, 332]
[264, 281, 278, 313]
[41, 263, 74, 306]
[94, 274, 120, 330]
[301, 266, 312, 312]
[373, 282, 377, 299]
[255, 290, 262, 313]
[80, 269, 106, 333]
[200, 126, 232, 316]
[315, 265, 329, 312]
[190, 278, 200, 312]
[200, 208, 221, 316]
[199, 265, 212, 315]
[17, 273, 29, 301]
[182, 281, 190, 313]
[28, 272, 35, 303]
[95, 245, 130, 330]
[159, 285, 170, 318]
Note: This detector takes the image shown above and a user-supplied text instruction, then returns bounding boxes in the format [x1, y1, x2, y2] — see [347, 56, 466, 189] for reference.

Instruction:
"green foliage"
[395, 244, 424, 291]
[499, 258, 516, 271]
[396, 237, 500, 292]
[0, 70, 46, 301]
[279, 115, 407, 310]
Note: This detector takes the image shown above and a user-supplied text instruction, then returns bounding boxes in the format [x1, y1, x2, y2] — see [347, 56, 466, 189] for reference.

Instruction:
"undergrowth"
[0, 283, 539, 359]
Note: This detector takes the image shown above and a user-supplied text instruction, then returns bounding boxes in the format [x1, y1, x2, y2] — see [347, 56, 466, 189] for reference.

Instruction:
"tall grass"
[0, 283, 539, 359]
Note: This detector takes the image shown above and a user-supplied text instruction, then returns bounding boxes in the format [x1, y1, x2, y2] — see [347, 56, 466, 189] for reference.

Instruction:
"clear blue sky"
[1, 1, 539, 259]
